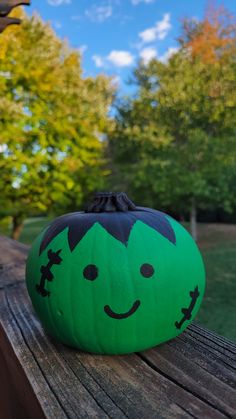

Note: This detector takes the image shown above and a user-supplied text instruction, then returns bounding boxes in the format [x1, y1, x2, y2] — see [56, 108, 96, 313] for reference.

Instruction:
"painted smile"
[104, 300, 141, 319]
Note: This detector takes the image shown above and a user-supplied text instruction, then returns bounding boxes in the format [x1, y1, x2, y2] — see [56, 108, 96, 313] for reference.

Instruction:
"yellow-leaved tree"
[0, 9, 114, 239]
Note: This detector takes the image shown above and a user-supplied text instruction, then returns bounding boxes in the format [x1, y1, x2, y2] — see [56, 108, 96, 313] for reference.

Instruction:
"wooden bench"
[0, 235, 235, 419]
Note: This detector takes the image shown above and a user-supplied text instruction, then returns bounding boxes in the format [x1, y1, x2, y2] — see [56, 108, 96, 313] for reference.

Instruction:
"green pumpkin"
[26, 192, 205, 355]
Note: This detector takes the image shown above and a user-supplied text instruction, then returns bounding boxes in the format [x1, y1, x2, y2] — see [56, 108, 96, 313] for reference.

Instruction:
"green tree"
[108, 6, 236, 240]
[0, 10, 114, 239]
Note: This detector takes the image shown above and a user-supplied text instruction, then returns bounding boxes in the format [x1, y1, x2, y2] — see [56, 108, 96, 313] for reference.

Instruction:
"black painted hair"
[39, 192, 176, 254]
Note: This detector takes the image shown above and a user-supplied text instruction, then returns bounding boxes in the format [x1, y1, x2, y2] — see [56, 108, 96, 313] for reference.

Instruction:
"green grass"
[185, 223, 236, 340]
[1, 217, 236, 341]
[19, 217, 51, 244]
[197, 240, 236, 341]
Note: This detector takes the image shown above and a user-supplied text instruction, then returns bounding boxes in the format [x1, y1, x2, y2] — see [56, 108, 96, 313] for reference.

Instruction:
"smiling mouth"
[104, 300, 141, 319]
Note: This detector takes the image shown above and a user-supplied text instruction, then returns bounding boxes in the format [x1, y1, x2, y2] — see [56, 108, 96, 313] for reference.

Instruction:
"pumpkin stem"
[85, 192, 137, 213]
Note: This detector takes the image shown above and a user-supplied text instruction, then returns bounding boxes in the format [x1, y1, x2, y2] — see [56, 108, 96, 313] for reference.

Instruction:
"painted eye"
[83, 264, 98, 281]
[140, 263, 155, 278]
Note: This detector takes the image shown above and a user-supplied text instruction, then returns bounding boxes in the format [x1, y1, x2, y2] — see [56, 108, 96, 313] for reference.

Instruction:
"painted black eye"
[140, 263, 154, 278]
[83, 264, 98, 281]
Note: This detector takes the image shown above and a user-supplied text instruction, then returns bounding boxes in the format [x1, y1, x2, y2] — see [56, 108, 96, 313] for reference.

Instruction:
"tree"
[0, 10, 114, 239]
[179, 4, 236, 64]
[108, 5, 236, 240]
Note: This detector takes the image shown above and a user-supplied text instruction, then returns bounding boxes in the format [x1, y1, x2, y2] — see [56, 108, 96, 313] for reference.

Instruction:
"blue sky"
[27, 1, 236, 89]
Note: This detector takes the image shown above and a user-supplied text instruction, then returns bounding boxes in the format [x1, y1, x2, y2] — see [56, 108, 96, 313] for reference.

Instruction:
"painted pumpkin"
[26, 192, 205, 355]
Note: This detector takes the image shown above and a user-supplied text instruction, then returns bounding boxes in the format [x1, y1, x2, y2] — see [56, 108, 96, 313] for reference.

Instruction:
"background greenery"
[0, 5, 235, 341]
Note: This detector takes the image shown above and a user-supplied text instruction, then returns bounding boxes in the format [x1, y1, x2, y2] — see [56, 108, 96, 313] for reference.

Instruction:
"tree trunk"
[190, 198, 197, 241]
[11, 215, 24, 241]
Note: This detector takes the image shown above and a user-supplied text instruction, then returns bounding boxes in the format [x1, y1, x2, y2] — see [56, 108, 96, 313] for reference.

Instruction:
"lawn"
[195, 224, 236, 341]
[1, 218, 236, 341]
[19, 217, 51, 244]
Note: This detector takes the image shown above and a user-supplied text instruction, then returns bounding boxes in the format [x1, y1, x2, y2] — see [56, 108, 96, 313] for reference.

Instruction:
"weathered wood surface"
[0, 1, 31, 17]
[0, 235, 235, 419]
[0, 16, 21, 33]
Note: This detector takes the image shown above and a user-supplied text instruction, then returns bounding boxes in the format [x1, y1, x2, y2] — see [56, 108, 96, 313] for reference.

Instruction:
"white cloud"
[140, 47, 157, 64]
[139, 27, 157, 43]
[156, 13, 171, 40]
[131, 0, 154, 4]
[111, 75, 121, 87]
[53, 21, 62, 29]
[92, 50, 134, 68]
[48, 0, 70, 6]
[92, 55, 106, 68]
[159, 46, 179, 63]
[139, 13, 171, 43]
[85, 5, 113, 23]
[107, 50, 134, 67]
[78, 45, 88, 55]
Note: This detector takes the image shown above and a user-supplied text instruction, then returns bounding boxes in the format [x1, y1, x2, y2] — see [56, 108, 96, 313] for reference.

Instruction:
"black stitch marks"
[36, 249, 62, 297]
[175, 286, 200, 330]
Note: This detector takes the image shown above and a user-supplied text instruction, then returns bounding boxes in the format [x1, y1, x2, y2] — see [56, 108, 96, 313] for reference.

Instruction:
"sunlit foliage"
[0, 10, 114, 238]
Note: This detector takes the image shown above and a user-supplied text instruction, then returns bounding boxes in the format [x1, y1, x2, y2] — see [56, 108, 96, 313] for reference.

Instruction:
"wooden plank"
[187, 323, 236, 355]
[61, 346, 230, 419]
[0, 1, 30, 17]
[0, 320, 48, 419]
[179, 327, 236, 368]
[0, 286, 112, 419]
[167, 331, 236, 388]
[0, 289, 67, 419]
[0, 235, 28, 288]
[139, 342, 235, 417]
[2, 282, 236, 418]
[0, 16, 21, 33]
[0, 236, 236, 418]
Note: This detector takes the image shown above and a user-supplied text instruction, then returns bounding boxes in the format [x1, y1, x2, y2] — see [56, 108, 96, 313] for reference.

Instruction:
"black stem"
[85, 192, 137, 213]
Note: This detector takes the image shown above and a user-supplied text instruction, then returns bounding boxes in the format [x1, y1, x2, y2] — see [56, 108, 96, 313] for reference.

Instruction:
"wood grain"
[0, 235, 27, 288]
[0, 1, 30, 17]
[0, 16, 21, 32]
[0, 236, 235, 419]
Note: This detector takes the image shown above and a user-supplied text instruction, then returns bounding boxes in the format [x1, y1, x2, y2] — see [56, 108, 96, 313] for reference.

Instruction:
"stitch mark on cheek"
[175, 286, 200, 330]
[36, 249, 62, 297]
